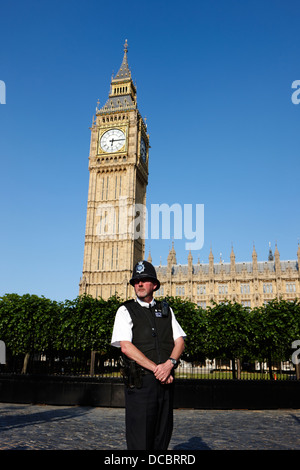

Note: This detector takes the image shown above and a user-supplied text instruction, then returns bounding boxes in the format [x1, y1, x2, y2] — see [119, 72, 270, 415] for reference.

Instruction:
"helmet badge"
[136, 261, 145, 273]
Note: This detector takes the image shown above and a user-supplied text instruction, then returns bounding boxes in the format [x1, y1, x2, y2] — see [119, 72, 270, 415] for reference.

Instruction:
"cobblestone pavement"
[0, 403, 299, 450]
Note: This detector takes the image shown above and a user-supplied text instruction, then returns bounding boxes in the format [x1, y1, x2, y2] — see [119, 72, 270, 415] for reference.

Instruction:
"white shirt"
[111, 297, 186, 348]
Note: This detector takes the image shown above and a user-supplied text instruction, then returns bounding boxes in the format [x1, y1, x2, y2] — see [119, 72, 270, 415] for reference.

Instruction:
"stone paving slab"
[0, 403, 299, 451]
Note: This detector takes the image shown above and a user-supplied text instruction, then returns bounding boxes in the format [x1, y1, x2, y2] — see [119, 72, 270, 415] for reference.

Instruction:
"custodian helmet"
[129, 260, 160, 291]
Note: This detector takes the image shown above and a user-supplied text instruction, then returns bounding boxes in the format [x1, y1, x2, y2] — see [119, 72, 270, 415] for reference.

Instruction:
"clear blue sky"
[0, 0, 299, 301]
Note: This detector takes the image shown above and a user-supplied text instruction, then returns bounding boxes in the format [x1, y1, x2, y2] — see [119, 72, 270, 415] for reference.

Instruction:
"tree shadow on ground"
[0, 405, 91, 433]
[291, 414, 300, 426]
[173, 436, 211, 450]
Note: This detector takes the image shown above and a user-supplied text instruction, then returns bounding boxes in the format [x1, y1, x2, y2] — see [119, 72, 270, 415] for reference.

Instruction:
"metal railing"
[174, 360, 298, 380]
[1, 353, 299, 380]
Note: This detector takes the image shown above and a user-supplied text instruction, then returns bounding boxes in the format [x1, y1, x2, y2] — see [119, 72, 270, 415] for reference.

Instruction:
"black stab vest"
[123, 299, 174, 364]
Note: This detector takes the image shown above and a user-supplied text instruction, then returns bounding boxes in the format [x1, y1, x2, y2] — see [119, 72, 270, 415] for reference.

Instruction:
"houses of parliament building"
[79, 41, 300, 308]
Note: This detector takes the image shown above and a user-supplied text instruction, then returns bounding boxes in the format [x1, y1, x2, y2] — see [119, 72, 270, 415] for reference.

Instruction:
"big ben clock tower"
[79, 41, 149, 300]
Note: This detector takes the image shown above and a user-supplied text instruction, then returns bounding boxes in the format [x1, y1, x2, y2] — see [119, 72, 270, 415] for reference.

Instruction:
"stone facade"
[153, 243, 300, 308]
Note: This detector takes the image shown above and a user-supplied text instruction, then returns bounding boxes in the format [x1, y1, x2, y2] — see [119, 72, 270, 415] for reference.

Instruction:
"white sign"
[0, 341, 6, 364]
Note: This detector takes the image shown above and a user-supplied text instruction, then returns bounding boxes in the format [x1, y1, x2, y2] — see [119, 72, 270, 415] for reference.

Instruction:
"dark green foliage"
[0, 293, 61, 355]
[163, 296, 206, 362]
[0, 292, 299, 375]
[204, 301, 251, 361]
[249, 299, 300, 378]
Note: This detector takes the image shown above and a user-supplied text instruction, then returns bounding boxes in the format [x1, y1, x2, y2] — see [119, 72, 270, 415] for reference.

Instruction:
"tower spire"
[114, 39, 131, 80]
[99, 40, 137, 113]
[268, 242, 274, 261]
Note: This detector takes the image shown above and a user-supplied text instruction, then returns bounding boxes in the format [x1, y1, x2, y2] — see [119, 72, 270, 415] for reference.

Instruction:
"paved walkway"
[0, 403, 299, 450]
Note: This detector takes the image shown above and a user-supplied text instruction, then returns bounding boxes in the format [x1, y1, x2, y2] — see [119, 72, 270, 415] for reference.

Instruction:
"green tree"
[204, 301, 251, 379]
[57, 294, 122, 375]
[250, 299, 300, 379]
[0, 293, 61, 373]
[58, 294, 121, 352]
[164, 296, 206, 362]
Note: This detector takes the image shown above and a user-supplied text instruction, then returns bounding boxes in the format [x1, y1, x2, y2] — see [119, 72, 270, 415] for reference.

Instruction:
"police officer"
[111, 260, 186, 450]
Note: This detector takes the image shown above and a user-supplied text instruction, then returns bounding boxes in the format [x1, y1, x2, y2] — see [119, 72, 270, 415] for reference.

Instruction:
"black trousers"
[124, 373, 174, 450]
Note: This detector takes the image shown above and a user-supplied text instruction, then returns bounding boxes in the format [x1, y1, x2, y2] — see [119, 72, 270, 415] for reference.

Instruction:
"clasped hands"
[153, 360, 174, 384]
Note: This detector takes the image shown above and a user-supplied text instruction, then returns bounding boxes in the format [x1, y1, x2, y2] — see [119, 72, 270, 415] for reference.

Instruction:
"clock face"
[140, 138, 147, 161]
[100, 129, 125, 153]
